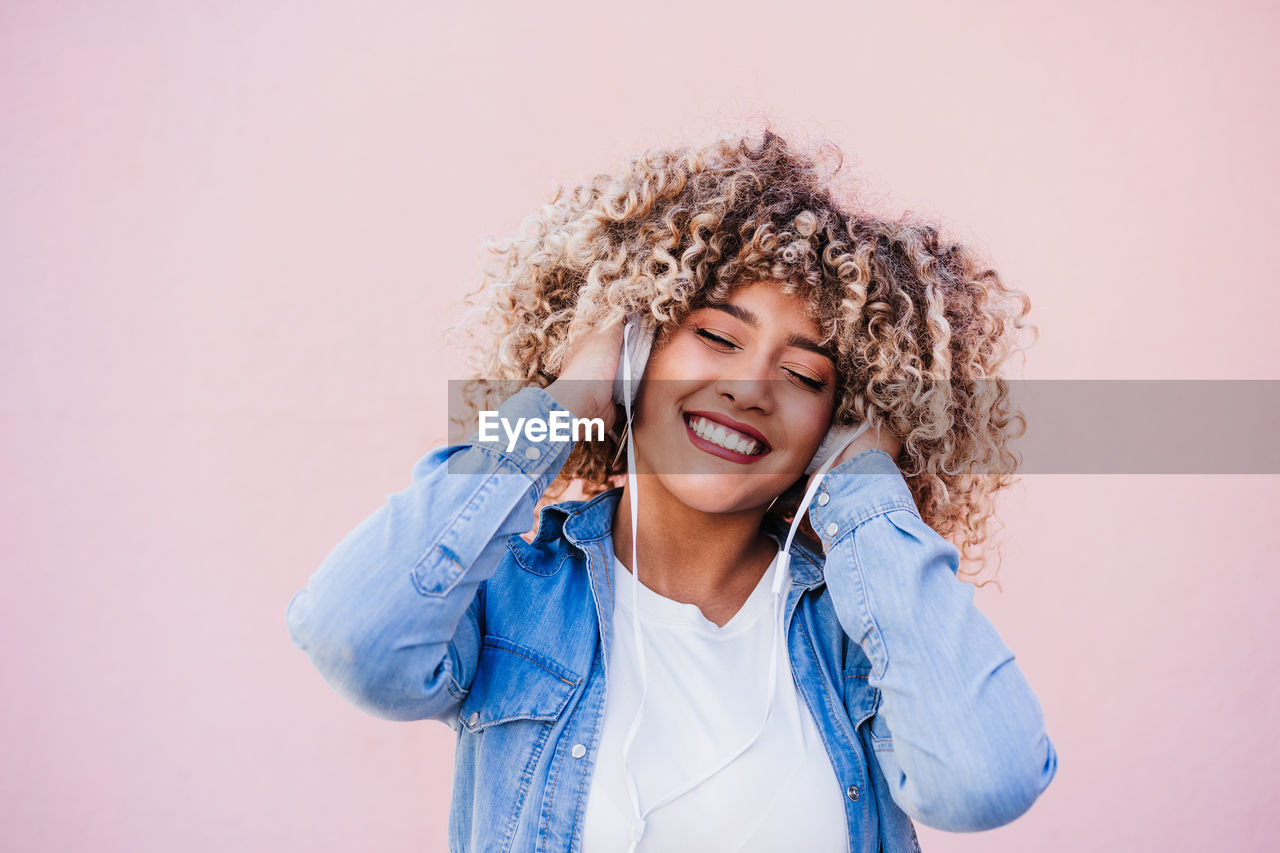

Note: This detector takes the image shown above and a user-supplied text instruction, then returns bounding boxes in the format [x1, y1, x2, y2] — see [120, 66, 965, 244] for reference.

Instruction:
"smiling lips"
[683, 412, 771, 463]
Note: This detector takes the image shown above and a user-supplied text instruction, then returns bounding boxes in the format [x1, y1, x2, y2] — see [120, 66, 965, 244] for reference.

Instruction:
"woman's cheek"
[799, 398, 836, 455]
[647, 335, 711, 382]
[677, 340, 725, 379]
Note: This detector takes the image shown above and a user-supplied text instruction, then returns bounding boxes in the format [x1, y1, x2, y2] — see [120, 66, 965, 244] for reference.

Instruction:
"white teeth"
[687, 416, 762, 456]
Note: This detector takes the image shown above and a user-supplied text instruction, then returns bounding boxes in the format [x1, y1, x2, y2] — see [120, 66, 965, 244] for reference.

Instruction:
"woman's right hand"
[546, 317, 625, 434]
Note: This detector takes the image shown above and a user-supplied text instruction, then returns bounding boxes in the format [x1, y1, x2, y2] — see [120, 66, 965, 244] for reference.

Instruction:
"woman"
[286, 131, 1057, 852]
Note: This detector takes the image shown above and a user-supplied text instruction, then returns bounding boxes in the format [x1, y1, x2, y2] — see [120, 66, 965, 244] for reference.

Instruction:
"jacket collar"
[546, 487, 827, 589]
[541, 488, 826, 677]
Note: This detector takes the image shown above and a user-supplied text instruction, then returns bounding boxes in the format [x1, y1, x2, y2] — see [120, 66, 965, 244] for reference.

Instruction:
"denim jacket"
[287, 387, 1057, 853]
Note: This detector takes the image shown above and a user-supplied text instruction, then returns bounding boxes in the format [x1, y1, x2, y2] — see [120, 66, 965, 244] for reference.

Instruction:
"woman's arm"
[285, 386, 574, 723]
[809, 448, 1058, 832]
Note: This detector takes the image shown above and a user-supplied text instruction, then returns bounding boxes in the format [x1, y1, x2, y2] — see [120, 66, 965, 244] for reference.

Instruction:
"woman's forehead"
[709, 279, 828, 326]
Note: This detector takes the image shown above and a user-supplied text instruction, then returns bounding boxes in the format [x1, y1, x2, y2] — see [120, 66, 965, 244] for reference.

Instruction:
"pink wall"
[3, 1, 1278, 850]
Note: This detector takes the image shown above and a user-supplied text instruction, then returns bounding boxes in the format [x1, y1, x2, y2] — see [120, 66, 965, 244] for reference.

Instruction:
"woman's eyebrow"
[707, 303, 759, 326]
[706, 303, 835, 364]
[786, 334, 837, 363]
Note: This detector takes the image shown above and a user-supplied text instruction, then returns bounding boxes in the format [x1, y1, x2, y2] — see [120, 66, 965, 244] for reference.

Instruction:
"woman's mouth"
[683, 413, 771, 463]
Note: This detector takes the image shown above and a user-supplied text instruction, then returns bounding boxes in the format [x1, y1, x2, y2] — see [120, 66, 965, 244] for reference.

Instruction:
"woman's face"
[630, 280, 837, 516]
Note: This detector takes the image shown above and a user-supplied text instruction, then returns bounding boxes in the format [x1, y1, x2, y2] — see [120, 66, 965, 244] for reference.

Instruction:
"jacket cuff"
[455, 386, 577, 493]
[807, 449, 920, 550]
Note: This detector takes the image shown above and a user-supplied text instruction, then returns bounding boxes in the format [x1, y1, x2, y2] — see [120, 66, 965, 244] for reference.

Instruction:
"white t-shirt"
[580, 554, 850, 852]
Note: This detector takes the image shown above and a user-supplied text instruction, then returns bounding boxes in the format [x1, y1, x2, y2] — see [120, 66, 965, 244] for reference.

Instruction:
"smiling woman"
[286, 130, 1057, 852]
[628, 283, 839, 509]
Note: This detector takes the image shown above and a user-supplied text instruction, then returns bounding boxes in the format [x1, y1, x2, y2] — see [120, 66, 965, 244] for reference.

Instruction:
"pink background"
[3, 1, 1278, 850]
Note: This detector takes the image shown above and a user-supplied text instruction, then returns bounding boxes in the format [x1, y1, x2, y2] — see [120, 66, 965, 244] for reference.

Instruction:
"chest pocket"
[842, 653, 880, 731]
[458, 635, 581, 732]
[844, 658, 895, 755]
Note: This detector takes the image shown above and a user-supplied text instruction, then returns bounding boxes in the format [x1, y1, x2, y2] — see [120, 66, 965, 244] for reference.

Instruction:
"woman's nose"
[714, 361, 775, 412]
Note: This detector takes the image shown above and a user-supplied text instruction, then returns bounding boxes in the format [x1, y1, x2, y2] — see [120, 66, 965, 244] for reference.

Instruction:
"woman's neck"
[610, 478, 778, 627]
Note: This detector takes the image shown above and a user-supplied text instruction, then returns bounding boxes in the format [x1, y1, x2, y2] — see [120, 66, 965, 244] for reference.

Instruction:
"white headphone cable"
[616, 323, 874, 851]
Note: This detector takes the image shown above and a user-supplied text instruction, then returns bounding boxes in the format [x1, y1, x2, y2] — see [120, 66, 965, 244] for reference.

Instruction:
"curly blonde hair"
[455, 130, 1034, 580]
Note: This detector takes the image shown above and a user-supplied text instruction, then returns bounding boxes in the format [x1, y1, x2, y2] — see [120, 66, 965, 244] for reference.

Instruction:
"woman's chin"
[651, 471, 787, 517]
[633, 438, 804, 515]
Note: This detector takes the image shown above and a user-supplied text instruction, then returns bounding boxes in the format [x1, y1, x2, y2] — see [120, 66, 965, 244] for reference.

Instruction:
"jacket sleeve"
[809, 448, 1058, 832]
[285, 387, 575, 723]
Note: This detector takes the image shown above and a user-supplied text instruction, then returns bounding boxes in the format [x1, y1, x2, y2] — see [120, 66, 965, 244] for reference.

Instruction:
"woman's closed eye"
[785, 369, 826, 392]
[695, 327, 738, 349]
[697, 327, 827, 392]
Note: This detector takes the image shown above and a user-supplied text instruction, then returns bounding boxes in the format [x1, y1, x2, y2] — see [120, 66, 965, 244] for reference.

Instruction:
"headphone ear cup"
[611, 316, 655, 406]
[804, 421, 873, 475]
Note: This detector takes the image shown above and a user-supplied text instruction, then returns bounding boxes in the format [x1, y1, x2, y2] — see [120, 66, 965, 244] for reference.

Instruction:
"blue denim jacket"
[287, 387, 1057, 852]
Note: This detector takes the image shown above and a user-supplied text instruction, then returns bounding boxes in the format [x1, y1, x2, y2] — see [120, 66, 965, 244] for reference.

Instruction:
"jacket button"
[571, 743, 587, 759]
[467, 712, 480, 726]
[817, 492, 830, 506]
[826, 522, 839, 537]
[846, 785, 860, 801]
[525, 446, 541, 461]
